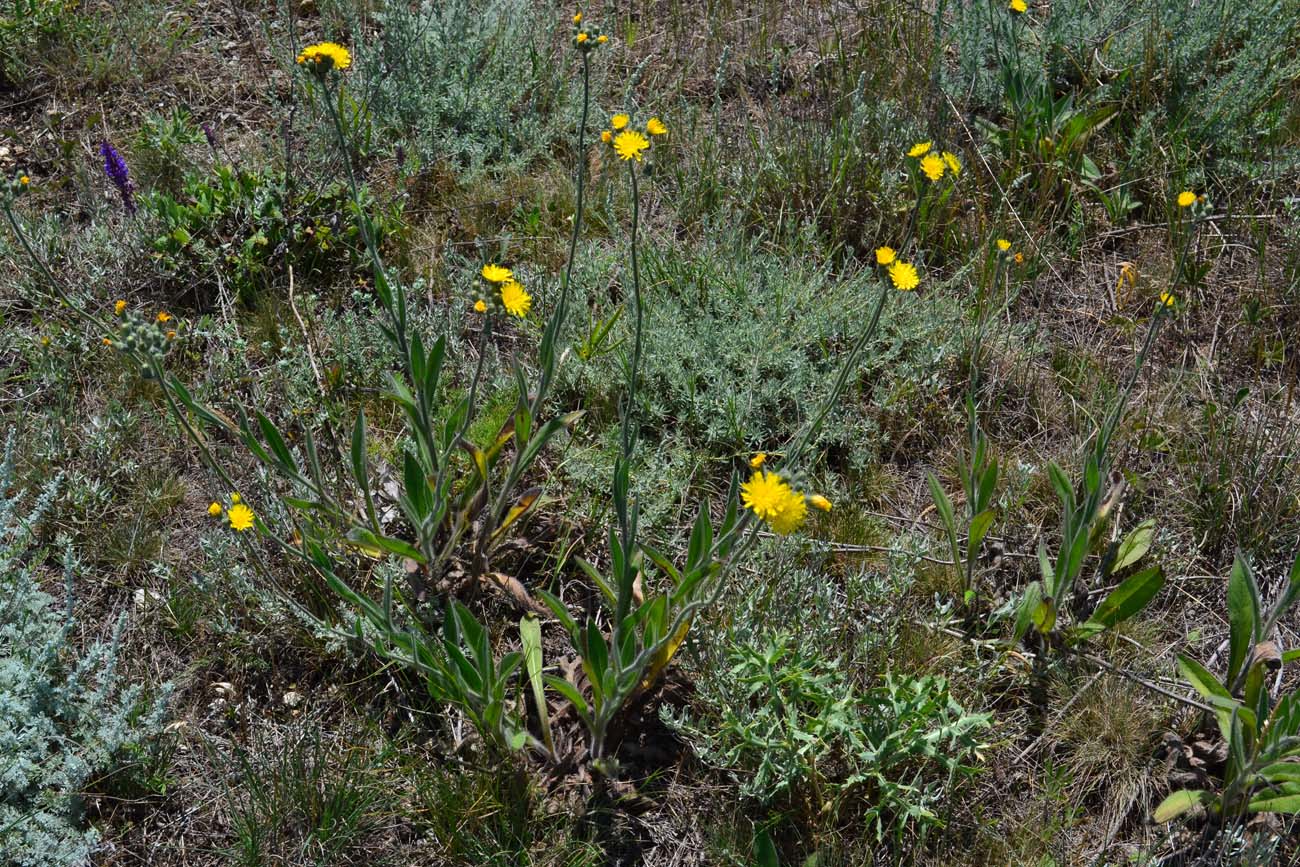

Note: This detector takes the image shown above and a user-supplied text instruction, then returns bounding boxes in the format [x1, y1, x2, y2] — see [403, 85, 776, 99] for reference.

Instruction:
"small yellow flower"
[102, 337, 112, 346]
[611, 113, 630, 131]
[474, 299, 487, 313]
[40, 335, 51, 347]
[741, 471, 808, 535]
[1009, 0, 1027, 11]
[646, 117, 668, 136]
[207, 502, 223, 517]
[1159, 291, 1176, 308]
[808, 494, 832, 512]
[576, 32, 589, 43]
[919, 153, 946, 181]
[996, 239, 1011, 252]
[296, 41, 352, 71]
[156, 311, 172, 323]
[1014, 252, 1024, 264]
[601, 129, 612, 143]
[942, 151, 962, 175]
[500, 280, 532, 318]
[227, 503, 255, 532]
[166, 330, 177, 340]
[572, 11, 582, 23]
[907, 141, 932, 158]
[750, 452, 767, 468]
[613, 130, 650, 161]
[114, 299, 127, 315]
[888, 261, 920, 291]
[481, 263, 513, 283]
[230, 493, 241, 504]
[19, 175, 30, 186]
[1177, 191, 1196, 208]
[875, 246, 897, 266]
[597, 34, 608, 43]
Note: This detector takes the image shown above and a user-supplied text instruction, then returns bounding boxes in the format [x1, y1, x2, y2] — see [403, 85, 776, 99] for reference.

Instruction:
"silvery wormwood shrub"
[0, 443, 171, 867]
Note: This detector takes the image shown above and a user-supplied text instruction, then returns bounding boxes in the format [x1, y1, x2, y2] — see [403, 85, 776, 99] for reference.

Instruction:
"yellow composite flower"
[888, 261, 920, 291]
[646, 117, 668, 136]
[907, 141, 932, 158]
[613, 130, 650, 161]
[296, 41, 352, 71]
[474, 299, 487, 313]
[20, 175, 30, 186]
[114, 299, 126, 315]
[573, 11, 581, 23]
[942, 151, 962, 175]
[601, 129, 612, 143]
[741, 471, 808, 535]
[207, 502, 223, 517]
[768, 490, 808, 535]
[1159, 291, 1176, 308]
[1009, 0, 1027, 11]
[1177, 191, 1196, 208]
[230, 492, 241, 504]
[808, 494, 832, 513]
[576, 32, 589, 43]
[481, 263, 513, 283]
[156, 311, 172, 323]
[227, 503, 255, 532]
[996, 239, 1011, 252]
[875, 246, 897, 266]
[919, 153, 946, 181]
[611, 113, 629, 130]
[500, 280, 532, 318]
[597, 34, 608, 43]
[1014, 252, 1025, 264]
[750, 452, 767, 468]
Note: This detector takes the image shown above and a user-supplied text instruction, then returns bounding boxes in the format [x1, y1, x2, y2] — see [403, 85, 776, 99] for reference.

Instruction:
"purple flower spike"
[99, 140, 136, 215]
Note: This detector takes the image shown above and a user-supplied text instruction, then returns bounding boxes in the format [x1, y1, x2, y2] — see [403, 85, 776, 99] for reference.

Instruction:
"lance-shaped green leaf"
[1084, 566, 1164, 632]
[1153, 789, 1212, 822]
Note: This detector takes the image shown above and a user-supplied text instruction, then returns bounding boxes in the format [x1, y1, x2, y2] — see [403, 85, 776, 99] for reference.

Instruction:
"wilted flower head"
[99, 140, 136, 214]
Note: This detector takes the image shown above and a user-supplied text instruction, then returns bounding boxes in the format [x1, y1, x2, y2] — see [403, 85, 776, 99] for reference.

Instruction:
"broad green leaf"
[1153, 789, 1210, 822]
[1085, 566, 1163, 631]
[519, 615, 553, 756]
[1258, 762, 1300, 784]
[1013, 581, 1042, 643]
[1227, 553, 1261, 686]
[969, 509, 996, 554]
[1112, 519, 1156, 572]
[1248, 793, 1300, 814]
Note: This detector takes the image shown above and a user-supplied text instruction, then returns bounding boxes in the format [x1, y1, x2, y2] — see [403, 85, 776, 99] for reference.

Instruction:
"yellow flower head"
[296, 41, 352, 72]
[500, 280, 531, 318]
[907, 141, 932, 158]
[227, 503, 255, 532]
[19, 175, 30, 186]
[230, 492, 241, 504]
[40, 335, 51, 347]
[613, 130, 650, 161]
[888, 261, 920, 291]
[646, 117, 668, 136]
[601, 129, 612, 143]
[750, 452, 767, 468]
[481, 263, 513, 283]
[156, 311, 172, 323]
[102, 337, 112, 346]
[996, 239, 1011, 252]
[807, 494, 832, 513]
[1177, 191, 1196, 208]
[1159, 291, 1176, 308]
[207, 502, 223, 517]
[597, 34, 608, 43]
[1009, 0, 1027, 11]
[919, 153, 946, 181]
[573, 11, 582, 23]
[942, 152, 962, 175]
[1014, 252, 1025, 264]
[741, 471, 808, 535]
[166, 330, 177, 340]
[474, 299, 487, 313]
[611, 113, 630, 131]
[576, 32, 589, 43]
[114, 299, 127, 315]
[875, 246, 897, 266]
